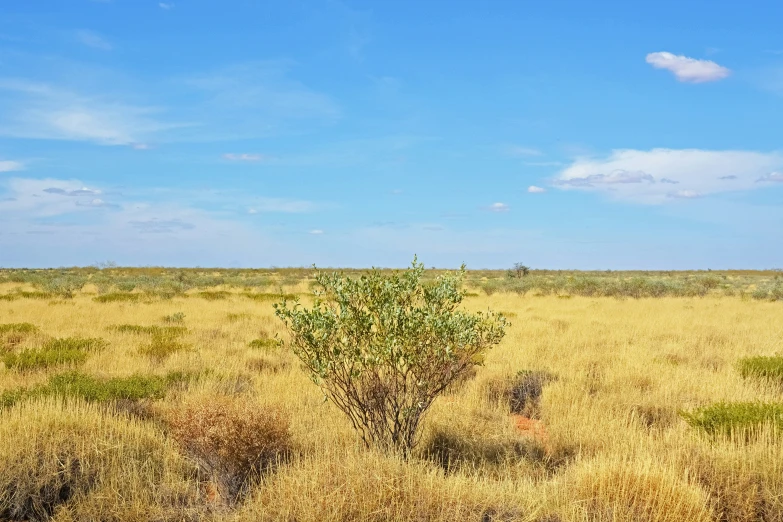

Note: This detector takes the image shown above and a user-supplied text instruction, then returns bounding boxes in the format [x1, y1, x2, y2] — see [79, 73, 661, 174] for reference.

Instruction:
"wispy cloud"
[184, 62, 341, 139]
[487, 202, 509, 212]
[0, 79, 180, 145]
[757, 172, 783, 183]
[645, 52, 731, 83]
[0, 178, 117, 217]
[505, 145, 542, 157]
[309, 229, 324, 235]
[129, 218, 194, 233]
[0, 160, 24, 172]
[527, 186, 546, 193]
[222, 153, 267, 162]
[667, 190, 701, 199]
[555, 148, 783, 203]
[159, 2, 174, 9]
[43, 187, 101, 196]
[75, 30, 112, 50]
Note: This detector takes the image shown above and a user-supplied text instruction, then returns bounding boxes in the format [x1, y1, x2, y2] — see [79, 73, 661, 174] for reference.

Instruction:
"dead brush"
[166, 397, 292, 504]
[486, 370, 558, 418]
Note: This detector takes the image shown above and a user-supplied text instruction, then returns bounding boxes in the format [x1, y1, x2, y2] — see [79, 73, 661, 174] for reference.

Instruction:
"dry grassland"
[1, 280, 782, 521]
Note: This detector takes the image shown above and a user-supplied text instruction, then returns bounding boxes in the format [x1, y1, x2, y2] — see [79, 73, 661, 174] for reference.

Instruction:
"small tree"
[512, 263, 530, 278]
[274, 257, 506, 455]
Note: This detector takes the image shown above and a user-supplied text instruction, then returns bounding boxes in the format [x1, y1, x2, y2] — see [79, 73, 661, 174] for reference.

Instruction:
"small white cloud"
[391, 189, 404, 195]
[0, 160, 24, 172]
[646, 52, 730, 83]
[223, 153, 266, 162]
[555, 169, 654, 187]
[132, 143, 152, 150]
[527, 185, 546, 193]
[506, 146, 542, 157]
[488, 202, 509, 212]
[75, 30, 112, 51]
[555, 148, 783, 204]
[667, 190, 701, 199]
[43, 186, 102, 197]
[309, 229, 324, 235]
[757, 172, 783, 183]
[159, 2, 174, 9]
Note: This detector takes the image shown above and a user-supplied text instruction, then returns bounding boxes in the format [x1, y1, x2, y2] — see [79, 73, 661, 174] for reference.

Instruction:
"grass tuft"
[738, 356, 783, 384]
[680, 402, 783, 436]
[93, 292, 141, 303]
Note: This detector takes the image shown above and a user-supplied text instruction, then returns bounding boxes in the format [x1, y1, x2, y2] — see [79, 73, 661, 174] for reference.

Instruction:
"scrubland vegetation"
[0, 265, 782, 521]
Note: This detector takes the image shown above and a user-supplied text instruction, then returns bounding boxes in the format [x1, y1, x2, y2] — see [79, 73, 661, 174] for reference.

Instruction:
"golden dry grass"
[1, 287, 782, 521]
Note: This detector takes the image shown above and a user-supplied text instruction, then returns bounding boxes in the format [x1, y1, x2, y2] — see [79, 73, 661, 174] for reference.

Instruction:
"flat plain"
[1, 267, 782, 521]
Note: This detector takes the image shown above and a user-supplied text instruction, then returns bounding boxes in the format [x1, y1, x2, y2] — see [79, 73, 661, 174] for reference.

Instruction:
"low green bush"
[248, 338, 280, 350]
[738, 356, 783, 384]
[93, 292, 141, 303]
[680, 402, 783, 436]
[242, 292, 296, 302]
[0, 323, 38, 334]
[138, 335, 190, 360]
[197, 290, 231, 300]
[2, 338, 105, 371]
[3, 347, 87, 371]
[162, 312, 186, 324]
[0, 370, 199, 409]
[110, 324, 188, 336]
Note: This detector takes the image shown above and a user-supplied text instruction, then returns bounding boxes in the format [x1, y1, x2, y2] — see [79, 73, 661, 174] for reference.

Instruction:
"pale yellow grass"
[0, 291, 782, 521]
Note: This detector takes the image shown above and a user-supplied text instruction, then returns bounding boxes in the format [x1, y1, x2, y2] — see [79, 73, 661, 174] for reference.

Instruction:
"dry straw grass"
[0, 277, 782, 521]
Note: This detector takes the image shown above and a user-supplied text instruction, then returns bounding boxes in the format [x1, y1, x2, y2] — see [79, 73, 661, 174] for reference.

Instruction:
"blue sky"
[1, 0, 782, 269]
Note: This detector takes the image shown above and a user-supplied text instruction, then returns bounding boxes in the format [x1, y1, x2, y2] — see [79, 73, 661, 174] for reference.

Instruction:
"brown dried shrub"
[167, 397, 292, 503]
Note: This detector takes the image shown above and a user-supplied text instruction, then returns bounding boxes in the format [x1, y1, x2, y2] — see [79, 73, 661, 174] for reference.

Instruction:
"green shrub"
[18, 291, 54, 300]
[275, 257, 506, 455]
[93, 292, 140, 303]
[0, 370, 198, 409]
[0, 294, 17, 301]
[42, 337, 107, 352]
[110, 324, 187, 336]
[3, 347, 87, 371]
[163, 312, 186, 324]
[680, 402, 783, 436]
[243, 292, 296, 302]
[0, 323, 38, 334]
[138, 335, 190, 360]
[248, 338, 280, 350]
[198, 291, 231, 300]
[738, 356, 783, 384]
[2, 338, 104, 371]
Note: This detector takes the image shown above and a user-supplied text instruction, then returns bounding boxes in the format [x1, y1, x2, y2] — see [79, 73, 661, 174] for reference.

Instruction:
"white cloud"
[506, 145, 542, 157]
[555, 148, 783, 203]
[0, 79, 180, 145]
[248, 198, 319, 214]
[0, 160, 24, 172]
[0, 178, 115, 217]
[645, 52, 731, 83]
[223, 153, 266, 162]
[487, 202, 509, 212]
[757, 172, 783, 183]
[75, 30, 112, 51]
[159, 3, 174, 9]
[527, 185, 546, 193]
[667, 190, 701, 199]
[309, 229, 324, 235]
